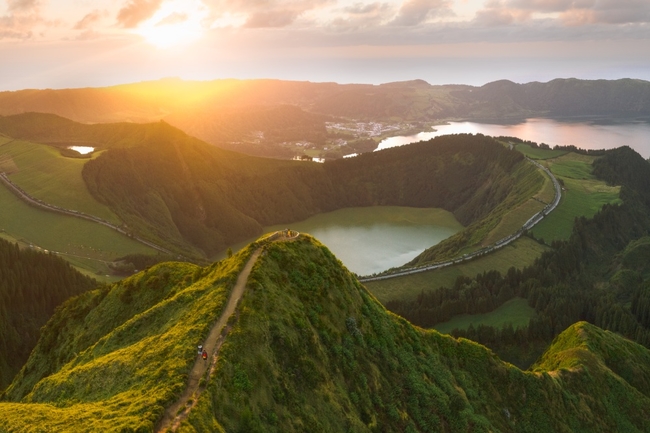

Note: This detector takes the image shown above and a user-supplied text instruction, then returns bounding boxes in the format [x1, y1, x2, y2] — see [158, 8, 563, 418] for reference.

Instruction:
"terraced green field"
[0, 139, 119, 224]
[434, 297, 535, 334]
[365, 236, 549, 303]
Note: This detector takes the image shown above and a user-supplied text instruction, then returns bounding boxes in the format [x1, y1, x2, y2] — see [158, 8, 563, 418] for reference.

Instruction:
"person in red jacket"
[202, 349, 208, 360]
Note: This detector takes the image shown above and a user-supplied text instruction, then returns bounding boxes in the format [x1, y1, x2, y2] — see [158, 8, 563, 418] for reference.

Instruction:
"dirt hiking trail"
[156, 248, 262, 432]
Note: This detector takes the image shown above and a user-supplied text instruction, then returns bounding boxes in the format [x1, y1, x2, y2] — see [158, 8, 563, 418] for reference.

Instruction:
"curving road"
[359, 157, 562, 282]
[0, 171, 173, 255]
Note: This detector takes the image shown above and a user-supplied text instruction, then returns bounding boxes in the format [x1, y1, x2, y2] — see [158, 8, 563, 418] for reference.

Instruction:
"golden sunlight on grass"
[135, 0, 208, 49]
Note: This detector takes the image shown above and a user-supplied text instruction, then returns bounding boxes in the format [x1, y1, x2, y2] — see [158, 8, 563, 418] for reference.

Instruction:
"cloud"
[475, 0, 650, 26]
[74, 10, 105, 30]
[0, 0, 46, 39]
[244, 9, 300, 28]
[156, 11, 188, 26]
[203, 0, 332, 28]
[343, 2, 391, 16]
[7, 0, 41, 13]
[327, 2, 394, 31]
[391, 0, 453, 26]
[116, 0, 163, 28]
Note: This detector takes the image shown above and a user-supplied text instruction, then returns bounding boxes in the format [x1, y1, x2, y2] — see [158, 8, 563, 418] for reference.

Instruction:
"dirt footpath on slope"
[156, 248, 262, 432]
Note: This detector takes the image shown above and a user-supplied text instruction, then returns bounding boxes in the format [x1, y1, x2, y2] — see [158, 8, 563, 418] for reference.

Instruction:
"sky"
[1, 0, 649, 90]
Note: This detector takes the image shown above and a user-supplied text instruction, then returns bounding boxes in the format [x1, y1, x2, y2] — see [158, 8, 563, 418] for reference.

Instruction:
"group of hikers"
[197, 344, 207, 360]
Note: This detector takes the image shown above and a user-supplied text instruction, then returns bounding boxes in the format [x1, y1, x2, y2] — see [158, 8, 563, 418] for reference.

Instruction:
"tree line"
[0, 239, 96, 388]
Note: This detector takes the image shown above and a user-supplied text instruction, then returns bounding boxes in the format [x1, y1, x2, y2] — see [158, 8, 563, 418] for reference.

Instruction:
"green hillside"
[0, 113, 543, 274]
[0, 138, 119, 223]
[79, 125, 531, 258]
[2, 235, 650, 431]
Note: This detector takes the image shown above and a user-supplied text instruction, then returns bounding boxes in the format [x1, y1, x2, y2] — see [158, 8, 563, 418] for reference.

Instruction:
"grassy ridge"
[2, 236, 650, 431]
[187, 237, 650, 432]
[408, 156, 545, 266]
[1, 244, 257, 431]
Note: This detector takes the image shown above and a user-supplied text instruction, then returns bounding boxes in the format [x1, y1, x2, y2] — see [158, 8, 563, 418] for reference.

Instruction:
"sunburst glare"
[135, 0, 209, 49]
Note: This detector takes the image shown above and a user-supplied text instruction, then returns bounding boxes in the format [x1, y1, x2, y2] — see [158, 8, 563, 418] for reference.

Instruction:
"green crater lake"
[225, 207, 464, 276]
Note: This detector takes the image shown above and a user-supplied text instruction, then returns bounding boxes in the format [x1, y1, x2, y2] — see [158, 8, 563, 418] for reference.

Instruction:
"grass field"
[0, 139, 120, 224]
[532, 153, 621, 242]
[515, 143, 568, 159]
[365, 236, 549, 303]
[0, 183, 156, 278]
[434, 297, 535, 334]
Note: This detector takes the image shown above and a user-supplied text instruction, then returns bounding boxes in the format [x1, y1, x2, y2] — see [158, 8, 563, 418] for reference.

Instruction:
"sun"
[135, 0, 209, 49]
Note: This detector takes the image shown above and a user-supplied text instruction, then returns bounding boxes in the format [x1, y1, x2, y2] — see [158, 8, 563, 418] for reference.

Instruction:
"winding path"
[156, 248, 261, 432]
[156, 231, 299, 432]
[359, 157, 562, 282]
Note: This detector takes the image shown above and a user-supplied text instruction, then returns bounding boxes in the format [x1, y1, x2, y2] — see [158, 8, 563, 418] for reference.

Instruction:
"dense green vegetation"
[0, 238, 96, 389]
[386, 146, 650, 368]
[405, 151, 544, 266]
[2, 235, 650, 431]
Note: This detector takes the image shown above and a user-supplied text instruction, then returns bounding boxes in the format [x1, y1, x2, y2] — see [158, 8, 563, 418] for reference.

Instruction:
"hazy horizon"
[1, 0, 649, 91]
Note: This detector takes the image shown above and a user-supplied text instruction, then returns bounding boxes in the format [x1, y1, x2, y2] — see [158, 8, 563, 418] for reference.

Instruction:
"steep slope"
[2, 235, 650, 432]
[1, 240, 260, 431]
[185, 238, 650, 432]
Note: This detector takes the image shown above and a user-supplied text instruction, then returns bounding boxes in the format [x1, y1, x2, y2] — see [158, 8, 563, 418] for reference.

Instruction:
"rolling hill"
[1, 78, 649, 159]
[1, 235, 650, 431]
[0, 113, 539, 260]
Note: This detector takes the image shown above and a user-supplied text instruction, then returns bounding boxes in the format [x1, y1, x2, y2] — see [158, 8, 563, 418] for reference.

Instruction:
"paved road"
[359, 157, 562, 282]
[0, 171, 173, 255]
